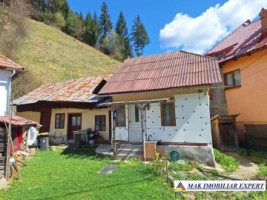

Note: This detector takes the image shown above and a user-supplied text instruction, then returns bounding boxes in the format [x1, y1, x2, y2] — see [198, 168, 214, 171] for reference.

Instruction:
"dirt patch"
[227, 153, 259, 179]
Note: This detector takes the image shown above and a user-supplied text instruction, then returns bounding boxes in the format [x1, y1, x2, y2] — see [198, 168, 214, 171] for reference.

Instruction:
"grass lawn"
[0, 149, 175, 200]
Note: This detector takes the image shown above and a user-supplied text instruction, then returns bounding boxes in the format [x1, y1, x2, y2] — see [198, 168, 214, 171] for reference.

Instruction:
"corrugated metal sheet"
[0, 54, 23, 69]
[14, 77, 107, 105]
[99, 51, 221, 95]
[206, 20, 265, 63]
[0, 115, 40, 126]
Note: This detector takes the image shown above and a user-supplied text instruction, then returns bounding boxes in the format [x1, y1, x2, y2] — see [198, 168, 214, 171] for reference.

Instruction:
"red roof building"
[206, 8, 267, 150]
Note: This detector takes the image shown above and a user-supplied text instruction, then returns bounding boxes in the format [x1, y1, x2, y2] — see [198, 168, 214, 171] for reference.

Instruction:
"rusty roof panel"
[14, 76, 108, 105]
[206, 20, 265, 63]
[99, 51, 221, 94]
[0, 54, 23, 70]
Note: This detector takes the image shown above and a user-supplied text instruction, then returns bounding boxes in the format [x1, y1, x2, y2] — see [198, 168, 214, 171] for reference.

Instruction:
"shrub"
[213, 149, 239, 172]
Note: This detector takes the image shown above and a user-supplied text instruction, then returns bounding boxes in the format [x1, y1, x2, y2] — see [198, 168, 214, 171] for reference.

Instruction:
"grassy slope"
[0, 150, 175, 200]
[13, 19, 120, 98]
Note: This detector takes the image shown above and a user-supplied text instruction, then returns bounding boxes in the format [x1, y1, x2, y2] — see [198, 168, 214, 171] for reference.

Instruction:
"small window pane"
[55, 113, 65, 129]
[72, 116, 76, 126]
[76, 116, 81, 126]
[95, 115, 106, 131]
[116, 106, 126, 127]
[135, 106, 139, 122]
[161, 102, 176, 126]
[234, 71, 241, 86]
[226, 73, 233, 86]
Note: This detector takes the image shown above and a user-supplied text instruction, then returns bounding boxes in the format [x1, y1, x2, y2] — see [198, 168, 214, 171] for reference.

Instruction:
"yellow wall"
[50, 108, 110, 141]
[17, 111, 41, 123]
[222, 49, 267, 141]
[17, 108, 110, 141]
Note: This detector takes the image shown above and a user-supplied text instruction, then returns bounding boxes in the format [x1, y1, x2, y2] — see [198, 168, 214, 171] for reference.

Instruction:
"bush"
[54, 12, 66, 28]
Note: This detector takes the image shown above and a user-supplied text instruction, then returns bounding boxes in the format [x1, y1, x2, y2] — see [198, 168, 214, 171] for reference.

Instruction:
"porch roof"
[98, 98, 170, 107]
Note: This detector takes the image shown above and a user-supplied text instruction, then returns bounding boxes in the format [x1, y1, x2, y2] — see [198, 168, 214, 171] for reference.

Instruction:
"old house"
[98, 51, 222, 165]
[0, 54, 23, 116]
[14, 77, 112, 144]
[0, 54, 24, 176]
[206, 8, 267, 150]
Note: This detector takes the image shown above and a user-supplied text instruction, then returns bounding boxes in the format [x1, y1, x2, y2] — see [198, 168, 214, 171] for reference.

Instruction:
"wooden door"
[40, 110, 52, 133]
[67, 114, 82, 140]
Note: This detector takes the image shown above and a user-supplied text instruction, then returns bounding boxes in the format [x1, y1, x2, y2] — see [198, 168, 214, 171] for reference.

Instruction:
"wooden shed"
[211, 114, 239, 151]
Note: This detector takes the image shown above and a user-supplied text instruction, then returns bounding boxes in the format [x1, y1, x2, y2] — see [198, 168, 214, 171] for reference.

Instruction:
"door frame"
[67, 113, 82, 140]
[128, 105, 143, 143]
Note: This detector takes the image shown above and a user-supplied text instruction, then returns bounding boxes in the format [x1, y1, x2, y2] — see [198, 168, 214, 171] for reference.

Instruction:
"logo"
[174, 181, 186, 191]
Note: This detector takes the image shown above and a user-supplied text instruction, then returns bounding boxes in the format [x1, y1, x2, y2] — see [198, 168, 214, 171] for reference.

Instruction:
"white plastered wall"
[146, 92, 212, 145]
[0, 69, 11, 116]
[113, 92, 212, 146]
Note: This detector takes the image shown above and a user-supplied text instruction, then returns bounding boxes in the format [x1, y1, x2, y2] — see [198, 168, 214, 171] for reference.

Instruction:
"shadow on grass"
[60, 145, 113, 161]
[33, 178, 151, 200]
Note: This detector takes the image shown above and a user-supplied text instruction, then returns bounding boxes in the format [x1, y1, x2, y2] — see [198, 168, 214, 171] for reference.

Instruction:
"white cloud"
[160, 0, 267, 54]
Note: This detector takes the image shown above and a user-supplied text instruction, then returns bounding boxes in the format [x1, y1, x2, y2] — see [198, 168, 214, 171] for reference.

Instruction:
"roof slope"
[0, 54, 23, 70]
[206, 20, 265, 63]
[99, 51, 221, 95]
[0, 115, 39, 126]
[14, 77, 107, 105]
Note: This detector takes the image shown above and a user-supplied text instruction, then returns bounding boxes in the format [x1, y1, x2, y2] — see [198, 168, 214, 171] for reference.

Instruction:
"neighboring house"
[206, 8, 267, 149]
[0, 54, 23, 116]
[98, 51, 221, 165]
[14, 77, 112, 144]
[0, 54, 23, 176]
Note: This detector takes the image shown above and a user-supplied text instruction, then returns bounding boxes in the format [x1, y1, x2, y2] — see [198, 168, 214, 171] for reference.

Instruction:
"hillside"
[12, 19, 121, 98]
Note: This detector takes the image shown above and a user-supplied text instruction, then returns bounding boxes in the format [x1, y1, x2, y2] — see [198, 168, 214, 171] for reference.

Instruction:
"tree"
[131, 15, 150, 57]
[64, 10, 80, 37]
[102, 31, 124, 61]
[115, 11, 132, 60]
[99, 1, 112, 43]
[84, 12, 101, 47]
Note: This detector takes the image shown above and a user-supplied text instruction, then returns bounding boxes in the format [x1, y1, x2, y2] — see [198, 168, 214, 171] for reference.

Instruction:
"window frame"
[160, 102, 176, 126]
[55, 113, 65, 129]
[224, 70, 241, 89]
[115, 106, 126, 127]
[95, 115, 106, 131]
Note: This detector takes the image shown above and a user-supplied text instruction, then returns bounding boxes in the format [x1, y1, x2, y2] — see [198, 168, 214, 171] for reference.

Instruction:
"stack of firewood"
[10, 151, 28, 176]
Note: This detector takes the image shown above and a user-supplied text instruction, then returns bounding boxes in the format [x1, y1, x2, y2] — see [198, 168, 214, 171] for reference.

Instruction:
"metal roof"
[206, 19, 266, 63]
[14, 77, 107, 105]
[0, 54, 23, 70]
[99, 51, 221, 95]
[0, 115, 40, 126]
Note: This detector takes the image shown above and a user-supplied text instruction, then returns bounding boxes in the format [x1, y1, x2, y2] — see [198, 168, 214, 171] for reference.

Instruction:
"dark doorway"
[40, 110, 52, 133]
[67, 114, 82, 140]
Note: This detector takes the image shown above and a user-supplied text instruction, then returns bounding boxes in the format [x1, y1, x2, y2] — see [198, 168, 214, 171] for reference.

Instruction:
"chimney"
[260, 8, 267, 38]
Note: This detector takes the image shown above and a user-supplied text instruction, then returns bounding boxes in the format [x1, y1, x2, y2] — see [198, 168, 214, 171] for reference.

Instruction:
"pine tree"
[131, 15, 150, 57]
[99, 1, 112, 43]
[84, 12, 101, 47]
[115, 11, 132, 60]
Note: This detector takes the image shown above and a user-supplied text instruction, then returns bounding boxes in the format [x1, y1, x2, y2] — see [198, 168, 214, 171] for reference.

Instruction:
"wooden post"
[112, 106, 116, 155]
[140, 103, 146, 162]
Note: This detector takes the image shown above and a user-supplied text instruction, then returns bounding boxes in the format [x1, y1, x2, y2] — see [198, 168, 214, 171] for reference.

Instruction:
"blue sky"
[68, 0, 267, 56]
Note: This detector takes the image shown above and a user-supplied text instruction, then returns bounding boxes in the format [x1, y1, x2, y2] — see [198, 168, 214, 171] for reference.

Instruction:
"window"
[161, 102, 176, 126]
[224, 70, 241, 88]
[135, 106, 140, 122]
[115, 106, 126, 127]
[95, 115, 106, 131]
[55, 113, 65, 129]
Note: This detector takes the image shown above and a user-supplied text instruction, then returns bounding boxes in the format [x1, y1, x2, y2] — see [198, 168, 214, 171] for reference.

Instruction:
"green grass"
[213, 149, 239, 172]
[0, 149, 175, 200]
[11, 19, 121, 98]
